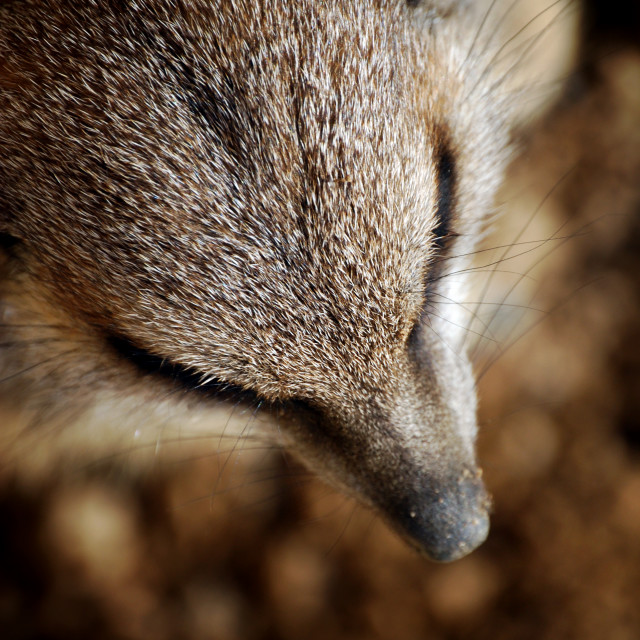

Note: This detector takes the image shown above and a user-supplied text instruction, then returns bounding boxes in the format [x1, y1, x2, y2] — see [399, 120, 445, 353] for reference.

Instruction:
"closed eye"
[431, 138, 457, 254]
[107, 333, 259, 405]
[408, 136, 460, 346]
[422, 134, 459, 302]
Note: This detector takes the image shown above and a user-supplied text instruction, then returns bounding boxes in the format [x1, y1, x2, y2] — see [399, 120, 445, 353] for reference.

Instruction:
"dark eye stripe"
[107, 333, 258, 404]
[419, 135, 458, 310]
[432, 141, 456, 253]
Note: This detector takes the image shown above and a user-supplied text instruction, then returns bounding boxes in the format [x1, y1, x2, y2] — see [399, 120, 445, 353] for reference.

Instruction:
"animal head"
[0, 0, 575, 560]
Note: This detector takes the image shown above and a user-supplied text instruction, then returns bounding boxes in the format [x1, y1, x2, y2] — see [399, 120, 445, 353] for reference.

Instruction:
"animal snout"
[387, 466, 491, 562]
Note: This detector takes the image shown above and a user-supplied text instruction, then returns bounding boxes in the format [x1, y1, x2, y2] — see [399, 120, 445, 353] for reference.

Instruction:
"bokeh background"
[1, 1, 639, 638]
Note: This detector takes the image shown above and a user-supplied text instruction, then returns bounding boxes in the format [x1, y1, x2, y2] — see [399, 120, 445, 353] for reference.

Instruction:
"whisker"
[458, 0, 502, 75]
[207, 399, 266, 508]
[172, 468, 314, 513]
[477, 211, 610, 363]
[422, 314, 468, 360]
[323, 500, 361, 558]
[477, 276, 602, 382]
[0, 349, 82, 385]
[461, 163, 579, 352]
[428, 307, 500, 345]
[485, 1, 580, 101]
[434, 298, 547, 314]
[463, 0, 528, 83]
[464, 0, 576, 104]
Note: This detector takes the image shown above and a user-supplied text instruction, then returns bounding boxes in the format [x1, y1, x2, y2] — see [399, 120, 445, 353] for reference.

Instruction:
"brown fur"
[0, 0, 574, 560]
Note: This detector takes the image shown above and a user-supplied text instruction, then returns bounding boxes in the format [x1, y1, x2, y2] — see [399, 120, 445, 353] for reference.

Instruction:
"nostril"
[387, 467, 491, 562]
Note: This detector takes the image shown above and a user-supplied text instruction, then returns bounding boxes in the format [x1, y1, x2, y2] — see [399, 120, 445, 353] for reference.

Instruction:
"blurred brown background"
[1, 1, 639, 638]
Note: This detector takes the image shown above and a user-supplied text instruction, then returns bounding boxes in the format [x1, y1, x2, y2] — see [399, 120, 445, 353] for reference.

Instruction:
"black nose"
[386, 468, 491, 562]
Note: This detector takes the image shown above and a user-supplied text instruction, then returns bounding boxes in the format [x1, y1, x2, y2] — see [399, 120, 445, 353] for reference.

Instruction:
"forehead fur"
[0, 0, 505, 401]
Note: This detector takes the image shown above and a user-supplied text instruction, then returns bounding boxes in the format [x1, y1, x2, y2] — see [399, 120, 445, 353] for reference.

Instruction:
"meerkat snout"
[392, 468, 490, 562]
[274, 324, 490, 560]
[0, 0, 576, 560]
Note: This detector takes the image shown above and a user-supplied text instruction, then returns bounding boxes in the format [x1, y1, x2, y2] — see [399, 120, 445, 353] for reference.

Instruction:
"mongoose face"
[0, 0, 517, 560]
